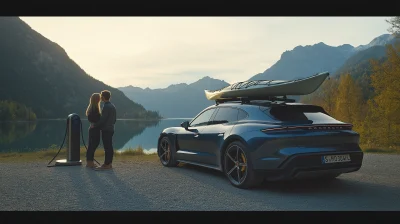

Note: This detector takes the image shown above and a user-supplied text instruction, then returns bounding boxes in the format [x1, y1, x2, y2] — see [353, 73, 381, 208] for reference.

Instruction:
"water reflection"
[120, 118, 190, 154]
[0, 122, 37, 144]
[0, 119, 188, 153]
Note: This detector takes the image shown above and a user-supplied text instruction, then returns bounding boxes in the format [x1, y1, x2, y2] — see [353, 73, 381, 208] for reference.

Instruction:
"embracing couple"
[85, 90, 117, 171]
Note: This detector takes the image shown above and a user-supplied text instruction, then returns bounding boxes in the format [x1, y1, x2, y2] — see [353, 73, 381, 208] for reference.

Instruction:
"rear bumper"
[254, 151, 363, 181]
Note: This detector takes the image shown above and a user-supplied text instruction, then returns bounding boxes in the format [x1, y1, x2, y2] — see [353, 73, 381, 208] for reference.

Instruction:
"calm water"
[0, 119, 190, 153]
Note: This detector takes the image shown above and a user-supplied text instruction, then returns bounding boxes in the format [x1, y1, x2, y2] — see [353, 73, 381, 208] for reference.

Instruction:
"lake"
[0, 119, 190, 153]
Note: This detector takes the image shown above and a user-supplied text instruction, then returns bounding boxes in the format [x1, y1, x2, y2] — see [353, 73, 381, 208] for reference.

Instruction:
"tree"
[386, 16, 400, 37]
[300, 77, 339, 116]
[318, 78, 339, 116]
[0, 100, 37, 121]
[334, 74, 363, 127]
[364, 44, 400, 147]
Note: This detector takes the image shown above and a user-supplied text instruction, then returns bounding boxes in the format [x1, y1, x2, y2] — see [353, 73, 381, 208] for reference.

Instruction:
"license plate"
[322, 154, 351, 164]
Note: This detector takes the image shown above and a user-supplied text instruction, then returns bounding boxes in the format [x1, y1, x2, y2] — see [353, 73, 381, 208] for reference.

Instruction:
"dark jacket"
[87, 107, 101, 123]
[93, 101, 116, 132]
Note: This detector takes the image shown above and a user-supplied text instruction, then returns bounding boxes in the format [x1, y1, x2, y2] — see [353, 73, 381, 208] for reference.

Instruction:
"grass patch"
[0, 145, 157, 163]
[360, 145, 400, 154]
[115, 146, 149, 156]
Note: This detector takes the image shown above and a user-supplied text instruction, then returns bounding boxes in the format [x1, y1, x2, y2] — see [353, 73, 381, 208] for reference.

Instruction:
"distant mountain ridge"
[249, 42, 354, 81]
[119, 34, 398, 118]
[249, 34, 397, 81]
[352, 34, 396, 52]
[0, 17, 160, 119]
[119, 76, 229, 118]
[334, 34, 399, 78]
[334, 45, 387, 78]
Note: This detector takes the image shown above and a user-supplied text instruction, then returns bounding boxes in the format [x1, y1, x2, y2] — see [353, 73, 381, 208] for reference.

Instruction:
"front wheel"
[223, 141, 263, 189]
[158, 136, 178, 167]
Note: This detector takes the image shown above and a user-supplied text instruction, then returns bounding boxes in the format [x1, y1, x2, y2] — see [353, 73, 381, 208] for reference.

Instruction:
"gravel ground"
[1, 153, 400, 211]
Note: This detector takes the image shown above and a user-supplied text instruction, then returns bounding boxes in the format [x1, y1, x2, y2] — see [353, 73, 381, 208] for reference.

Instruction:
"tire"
[223, 141, 263, 189]
[158, 136, 179, 167]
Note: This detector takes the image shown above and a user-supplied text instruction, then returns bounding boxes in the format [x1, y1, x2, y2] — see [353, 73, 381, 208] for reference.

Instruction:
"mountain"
[120, 33, 399, 118]
[0, 17, 160, 119]
[335, 34, 400, 79]
[119, 76, 229, 118]
[332, 34, 399, 100]
[352, 34, 396, 52]
[334, 45, 387, 79]
[249, 34, 398, 82]
[249, 42, 355, 81]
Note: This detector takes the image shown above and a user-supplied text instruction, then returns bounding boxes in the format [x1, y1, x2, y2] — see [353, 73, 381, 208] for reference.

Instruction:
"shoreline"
[0, 147, 157, 163]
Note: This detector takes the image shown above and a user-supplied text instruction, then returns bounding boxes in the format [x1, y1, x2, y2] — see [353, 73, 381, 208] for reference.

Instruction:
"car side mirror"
[181, 121, 189, 129]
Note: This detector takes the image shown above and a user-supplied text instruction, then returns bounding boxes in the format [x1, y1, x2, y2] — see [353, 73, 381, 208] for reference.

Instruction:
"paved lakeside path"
[1, 153, 399, 211]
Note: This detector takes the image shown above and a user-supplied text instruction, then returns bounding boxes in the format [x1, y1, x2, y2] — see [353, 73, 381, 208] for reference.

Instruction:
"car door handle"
[194, 134, 199, 138]
[218, 133, 224, 136]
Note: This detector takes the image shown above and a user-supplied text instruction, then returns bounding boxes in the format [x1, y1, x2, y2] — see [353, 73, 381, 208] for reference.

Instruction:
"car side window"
[190, 109, 216, 127]
[238, 109, 248, 120]
[212, 107, 239, 124]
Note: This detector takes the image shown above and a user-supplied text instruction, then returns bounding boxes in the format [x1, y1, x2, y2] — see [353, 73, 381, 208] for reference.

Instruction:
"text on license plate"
[322, 154, 351, 164]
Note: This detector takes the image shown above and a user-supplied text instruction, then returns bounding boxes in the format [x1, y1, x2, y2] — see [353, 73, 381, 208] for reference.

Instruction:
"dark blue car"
[157, 98, 364, 189]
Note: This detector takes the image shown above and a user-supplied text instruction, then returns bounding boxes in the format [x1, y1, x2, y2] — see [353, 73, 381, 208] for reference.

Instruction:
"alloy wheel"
[159, 137, 171, 165]
[224, 144, 248, 185]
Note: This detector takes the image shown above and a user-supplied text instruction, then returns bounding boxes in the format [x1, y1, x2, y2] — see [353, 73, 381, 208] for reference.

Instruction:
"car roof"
[192, 101, 327, 122]
[205, 101, 313, 110]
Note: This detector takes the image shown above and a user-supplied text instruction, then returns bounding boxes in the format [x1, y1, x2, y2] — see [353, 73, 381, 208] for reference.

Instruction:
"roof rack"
[215, 95, 296, 105]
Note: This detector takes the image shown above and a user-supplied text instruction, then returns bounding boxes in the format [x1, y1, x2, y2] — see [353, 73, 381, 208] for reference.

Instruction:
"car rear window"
[238, 109, 248, 120]
[262, 105, 335, 122]
[212, 107, 238, 124]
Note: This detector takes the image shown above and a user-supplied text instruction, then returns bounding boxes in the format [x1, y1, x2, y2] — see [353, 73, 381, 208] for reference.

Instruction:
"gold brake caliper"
[240, 153, 246, 172]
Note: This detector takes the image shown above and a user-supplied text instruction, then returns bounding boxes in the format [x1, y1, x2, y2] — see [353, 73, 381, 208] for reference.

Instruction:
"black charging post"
[54, 113, 82, 166]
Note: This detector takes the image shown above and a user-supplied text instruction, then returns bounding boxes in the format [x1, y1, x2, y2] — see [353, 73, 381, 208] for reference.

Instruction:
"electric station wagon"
[157, 97, 363, 189]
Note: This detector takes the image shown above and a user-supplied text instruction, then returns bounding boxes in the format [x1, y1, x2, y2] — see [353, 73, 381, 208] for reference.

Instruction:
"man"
[92, 90, 117, 171]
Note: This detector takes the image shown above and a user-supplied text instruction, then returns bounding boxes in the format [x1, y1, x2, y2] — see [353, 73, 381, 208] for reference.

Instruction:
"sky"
[20, 17, 390, 89]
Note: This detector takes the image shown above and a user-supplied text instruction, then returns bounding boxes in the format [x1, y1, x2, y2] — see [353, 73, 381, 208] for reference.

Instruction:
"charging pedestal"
[55, 113, 82, 166]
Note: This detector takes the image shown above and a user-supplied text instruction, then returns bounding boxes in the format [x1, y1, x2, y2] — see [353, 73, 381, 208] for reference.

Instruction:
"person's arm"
[92, 106, 109, 128]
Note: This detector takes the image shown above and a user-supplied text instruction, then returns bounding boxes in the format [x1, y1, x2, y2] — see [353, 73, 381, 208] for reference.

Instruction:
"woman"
[85, 93, 101, 168]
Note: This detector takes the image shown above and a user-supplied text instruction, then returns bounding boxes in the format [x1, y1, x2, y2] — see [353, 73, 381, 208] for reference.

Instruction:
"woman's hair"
[86, 93, 101, 116]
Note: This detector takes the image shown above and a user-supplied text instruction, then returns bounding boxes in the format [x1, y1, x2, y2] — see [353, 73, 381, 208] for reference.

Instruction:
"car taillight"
[261, 124, 353, 132]
[297, 124, 353, 131]
[261, 127, 287, 132]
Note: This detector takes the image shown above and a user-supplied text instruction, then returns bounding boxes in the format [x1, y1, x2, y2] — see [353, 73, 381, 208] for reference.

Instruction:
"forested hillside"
[301, 44, 400, 149]
[0, 101, 36, 121]
[0, 17, 160, 120]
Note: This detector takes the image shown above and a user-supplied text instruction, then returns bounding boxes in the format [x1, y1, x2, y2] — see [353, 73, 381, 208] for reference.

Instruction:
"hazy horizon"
[20, 17, 390, 89]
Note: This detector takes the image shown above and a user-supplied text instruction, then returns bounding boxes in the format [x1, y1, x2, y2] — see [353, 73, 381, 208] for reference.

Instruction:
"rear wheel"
[158, 136, 178, 167]
[223, 141, 263, 189]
